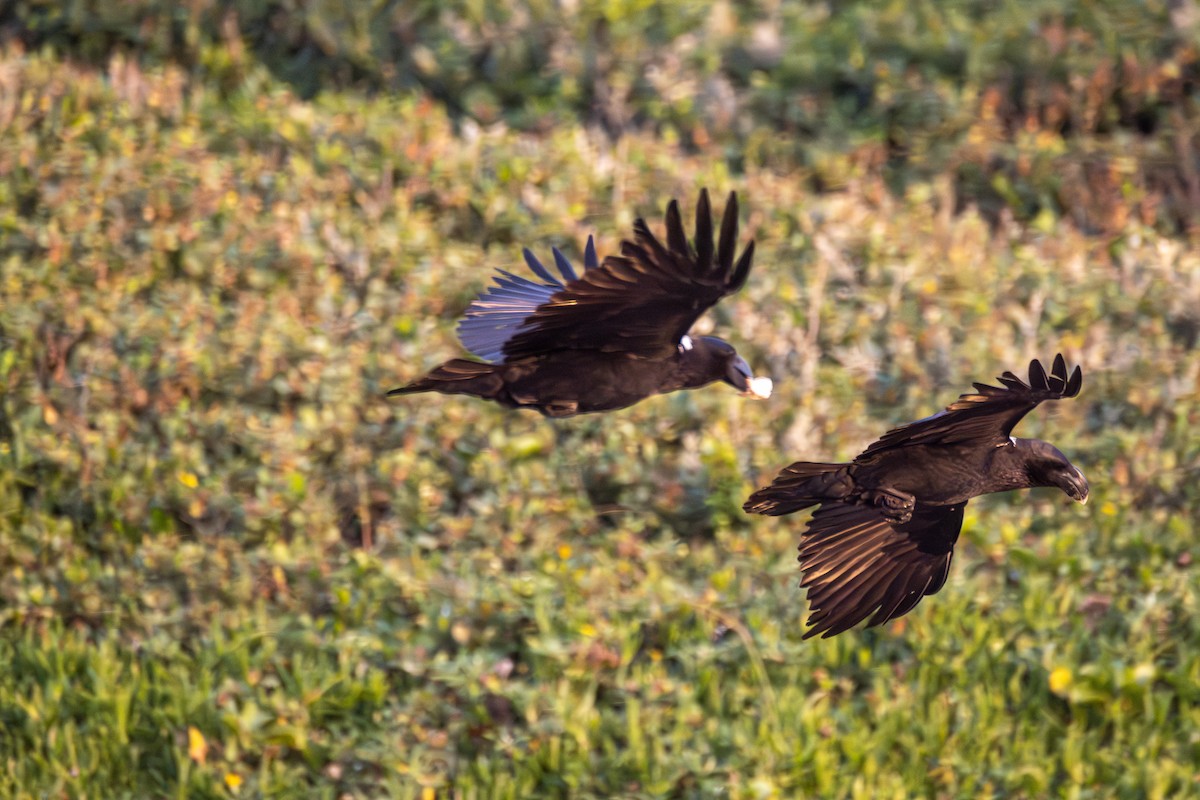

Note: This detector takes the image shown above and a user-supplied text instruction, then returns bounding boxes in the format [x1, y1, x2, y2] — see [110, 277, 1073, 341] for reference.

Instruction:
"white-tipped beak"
[1069, 467, 1090, 505]
[744, 376, 773, 399]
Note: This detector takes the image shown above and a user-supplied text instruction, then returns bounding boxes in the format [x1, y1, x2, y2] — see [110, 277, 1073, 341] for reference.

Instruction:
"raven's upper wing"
[484, 190, 754, 361]
[857, 355, 1082, 461]
[798, 502, 965, 639]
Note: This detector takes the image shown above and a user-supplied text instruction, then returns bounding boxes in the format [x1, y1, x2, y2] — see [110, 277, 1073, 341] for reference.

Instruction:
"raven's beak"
[1061, 466, 1090, 505]
[727, 356, 772, 399]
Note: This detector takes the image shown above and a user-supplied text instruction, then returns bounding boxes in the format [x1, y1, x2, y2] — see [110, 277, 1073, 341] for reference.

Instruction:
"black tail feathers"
[743, 462, 851, 516]
[387, 359, 504, 398]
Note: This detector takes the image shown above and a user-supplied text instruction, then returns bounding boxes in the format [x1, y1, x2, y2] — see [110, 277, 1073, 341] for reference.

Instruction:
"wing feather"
[522, 248, 559, 284]
[858, 355, 1082, 460]
[456, 238, 597, 363]
[552, 247, 578, 283]
[583, 236, 598, 270]
[796, 503, 965, 639]
[694, 190, 714, 270]
[665, 199, 690, 257]
[499, 189, 754, 359]
[716, 191, 738, 278]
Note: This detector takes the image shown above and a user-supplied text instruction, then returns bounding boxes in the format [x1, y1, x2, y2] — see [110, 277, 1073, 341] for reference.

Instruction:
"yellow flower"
[224, 773, 243, 790]
[187, 726, 207, 764]
[1049, 667, 1073, 695]
[177, 471, 199, 489]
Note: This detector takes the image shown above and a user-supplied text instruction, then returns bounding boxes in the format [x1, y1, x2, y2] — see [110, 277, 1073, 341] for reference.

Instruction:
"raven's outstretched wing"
[455, 237, 599, 364]
[798, 502, 965, 639]
[858, 355, 1082, 461]
[459, 190, 755, 363]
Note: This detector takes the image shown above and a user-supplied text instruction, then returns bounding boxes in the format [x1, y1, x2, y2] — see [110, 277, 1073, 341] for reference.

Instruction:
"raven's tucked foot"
[866, 488, 916, 524]
[543, 400, 580, 417]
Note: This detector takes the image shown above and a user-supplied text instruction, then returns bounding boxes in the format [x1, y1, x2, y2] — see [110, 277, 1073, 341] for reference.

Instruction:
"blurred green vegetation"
[9, 0, 1200, 233]
[1, 2, 1199, 797]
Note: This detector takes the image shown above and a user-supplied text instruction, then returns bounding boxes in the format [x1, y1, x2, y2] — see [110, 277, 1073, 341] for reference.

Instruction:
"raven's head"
[1021, 439, 1089, 504]
[678, 335, 772, 398]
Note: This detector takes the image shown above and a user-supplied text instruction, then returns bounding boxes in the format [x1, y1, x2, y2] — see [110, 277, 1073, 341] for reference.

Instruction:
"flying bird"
[744, 355, 1088, 639]
[388, 189, 772, 416]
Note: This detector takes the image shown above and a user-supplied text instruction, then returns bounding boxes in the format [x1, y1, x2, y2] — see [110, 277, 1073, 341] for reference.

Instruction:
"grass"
[1, 11, 1200, 797]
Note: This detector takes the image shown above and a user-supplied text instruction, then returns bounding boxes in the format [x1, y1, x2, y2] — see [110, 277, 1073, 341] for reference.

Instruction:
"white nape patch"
[747, 376, 773, 399]
[679, 335, 694, 352]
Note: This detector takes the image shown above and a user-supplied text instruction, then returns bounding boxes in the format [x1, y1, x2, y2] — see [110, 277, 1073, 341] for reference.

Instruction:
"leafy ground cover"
[1, 5, 1199, 797]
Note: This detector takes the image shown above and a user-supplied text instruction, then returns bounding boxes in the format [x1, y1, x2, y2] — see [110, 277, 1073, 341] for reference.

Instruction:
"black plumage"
[744, 355, 1089, 639]
[389, 190, 771, 416]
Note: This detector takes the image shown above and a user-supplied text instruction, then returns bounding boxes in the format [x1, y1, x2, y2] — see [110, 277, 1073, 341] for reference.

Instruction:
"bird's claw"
[868, 488, 916, 524]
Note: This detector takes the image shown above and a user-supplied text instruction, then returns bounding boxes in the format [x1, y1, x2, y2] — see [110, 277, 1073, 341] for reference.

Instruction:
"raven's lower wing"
[798, 502, 965, 639]
[456, 239, 598, 363]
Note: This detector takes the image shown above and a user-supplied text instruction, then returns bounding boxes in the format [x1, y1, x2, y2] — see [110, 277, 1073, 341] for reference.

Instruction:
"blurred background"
[0, 1, 1198, 796]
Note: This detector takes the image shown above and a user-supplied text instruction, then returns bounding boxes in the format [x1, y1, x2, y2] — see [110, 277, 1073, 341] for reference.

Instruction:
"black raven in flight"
[744, 355, 1088, 639]
[389, 190, 771, 416]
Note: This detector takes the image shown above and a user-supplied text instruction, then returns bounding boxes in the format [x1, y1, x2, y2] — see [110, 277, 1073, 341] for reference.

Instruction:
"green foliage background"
[1, 1, 1199, 797]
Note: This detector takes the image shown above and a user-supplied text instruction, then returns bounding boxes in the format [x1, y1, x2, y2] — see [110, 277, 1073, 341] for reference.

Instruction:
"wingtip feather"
[1052, 353, 1067, 381]
[1028, 358, 1049, 392]
[584, 235, 598, 270]
[716, 191, 739, 276]
[522, 248, 557, 284]
[665, 199, 689, 257]
[1066, 364, 1082, 397]
[729, 240, 754, 292]
[552, 246, 578, 282]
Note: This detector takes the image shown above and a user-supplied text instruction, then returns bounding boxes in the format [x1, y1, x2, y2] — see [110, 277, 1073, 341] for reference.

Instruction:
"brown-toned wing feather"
[798, 502, 964, 639]
[500, 189, 755, 360]
[858, 355, 1082, 461]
